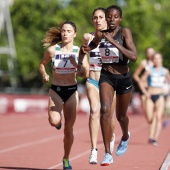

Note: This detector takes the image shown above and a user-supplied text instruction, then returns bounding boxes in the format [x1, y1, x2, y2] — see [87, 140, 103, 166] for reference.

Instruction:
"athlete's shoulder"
[73, 44, 80, 52]
[140, 59, 148, 66]
[47, 44, 56, 54]
[121, 27, 131, 34]
[163, 67, 169, 73]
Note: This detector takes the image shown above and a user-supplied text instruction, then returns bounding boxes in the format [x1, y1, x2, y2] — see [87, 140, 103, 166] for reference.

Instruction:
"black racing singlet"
[99, 27, 129, 65]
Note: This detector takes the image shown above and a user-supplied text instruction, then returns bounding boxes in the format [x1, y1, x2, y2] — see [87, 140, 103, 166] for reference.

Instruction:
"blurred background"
[0, 0, 170, 115]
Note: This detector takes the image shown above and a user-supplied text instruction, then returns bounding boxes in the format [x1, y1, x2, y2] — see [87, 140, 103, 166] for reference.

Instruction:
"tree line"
[1, 0, 169, 92]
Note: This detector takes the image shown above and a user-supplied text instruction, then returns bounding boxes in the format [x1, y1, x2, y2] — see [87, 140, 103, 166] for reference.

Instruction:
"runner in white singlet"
[133, 47, 155, 120]
[39, 21, 88, 170]
[79, 8, 116, 165]
[78, 5, 137, 166]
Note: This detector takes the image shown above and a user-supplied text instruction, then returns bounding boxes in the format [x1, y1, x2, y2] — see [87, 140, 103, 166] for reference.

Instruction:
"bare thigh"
[63, 91, 79, 128]
[145, 98, 155, 122]
[48, 89, 63, 125]
[86, 82, 100, 114]
[155, 96, 164, 119]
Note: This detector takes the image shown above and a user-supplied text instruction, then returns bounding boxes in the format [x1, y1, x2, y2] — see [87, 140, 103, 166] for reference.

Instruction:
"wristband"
[78, 61, 82, 65]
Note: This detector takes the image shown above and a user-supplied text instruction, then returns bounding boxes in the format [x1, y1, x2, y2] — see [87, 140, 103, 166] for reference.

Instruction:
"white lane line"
[0, 127, 50, 138]
[0, 128, 87, 154]
[47, 125, 148, 169]
[160, 151, 170, 170]
[0, 136, 60, 154]
[47, 150, 91, 170]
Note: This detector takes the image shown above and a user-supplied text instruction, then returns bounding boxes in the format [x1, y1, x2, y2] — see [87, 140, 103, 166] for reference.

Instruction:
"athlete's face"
[92, 10, 107, 31]
[61, 24, 76, 44]
[106, 8, 122, 30]
[146, 48, 155, 60]
[153, 53, 162, 67]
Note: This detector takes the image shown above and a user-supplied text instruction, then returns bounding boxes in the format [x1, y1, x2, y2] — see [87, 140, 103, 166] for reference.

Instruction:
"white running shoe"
[89, 149, 97, 164]
[110, 133, 116, 154]
[100, 153, 113, 166]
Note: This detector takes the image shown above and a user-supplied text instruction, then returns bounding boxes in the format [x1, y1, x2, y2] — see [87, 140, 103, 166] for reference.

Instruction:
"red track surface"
[0, 112, 169, 170]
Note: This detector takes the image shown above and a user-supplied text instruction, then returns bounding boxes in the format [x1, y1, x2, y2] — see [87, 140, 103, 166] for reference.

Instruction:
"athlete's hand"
[42, 74, 49, 83]
[77, 65, 86, 77]
[69, 56, 77, 67]
[81, 44, 91, 54]
[102, 32, 115, 44]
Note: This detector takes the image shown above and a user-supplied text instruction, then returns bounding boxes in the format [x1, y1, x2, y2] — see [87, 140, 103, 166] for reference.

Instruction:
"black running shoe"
[56, 122, 62, 130]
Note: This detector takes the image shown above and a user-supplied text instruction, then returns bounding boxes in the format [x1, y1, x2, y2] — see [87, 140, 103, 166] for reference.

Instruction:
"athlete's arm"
[81, 53, 89, 78]
[102, 28, 137, 62]
[133, 60, 145, 83]
[165, 68, 170, 83]
[140, 70, 150, 97]
[77, 54, 89, 78]
[39, 45, 55, 82]
[79, 31, 102, 61]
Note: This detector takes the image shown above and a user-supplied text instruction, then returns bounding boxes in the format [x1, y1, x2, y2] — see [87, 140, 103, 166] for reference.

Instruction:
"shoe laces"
[118, 140, 127, 149]
[103, 153, 111, 161]
[63, 159, 71, 168]
[90, 149, 97, 158]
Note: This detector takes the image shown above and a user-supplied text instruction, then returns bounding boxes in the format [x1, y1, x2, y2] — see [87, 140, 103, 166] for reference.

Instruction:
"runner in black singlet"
[78, 5, 137, 166]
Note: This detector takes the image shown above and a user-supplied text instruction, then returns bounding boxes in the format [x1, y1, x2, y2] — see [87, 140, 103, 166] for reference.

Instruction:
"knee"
[90, 106, 100, 118]
[156, 115, 163, 122]
[100, 104, 110, 118]
[64, 125, 73, 136]
[116, 114, 127, 122]
[101, 104, 110, 114]
[148, 119, 153, 124]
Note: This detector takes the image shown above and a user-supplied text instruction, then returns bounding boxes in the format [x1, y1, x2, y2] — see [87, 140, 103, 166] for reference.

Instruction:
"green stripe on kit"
[55, 46, 60, 51]
[72, 48, 78, 52]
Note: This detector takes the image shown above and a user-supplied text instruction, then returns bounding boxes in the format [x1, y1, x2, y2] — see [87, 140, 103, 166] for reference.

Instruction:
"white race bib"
[100, 42, 119, 63]
[52, 54, 77, 74]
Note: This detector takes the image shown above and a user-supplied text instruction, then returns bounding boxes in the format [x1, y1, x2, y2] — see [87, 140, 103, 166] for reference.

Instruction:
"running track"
[0, 112, 169, 170]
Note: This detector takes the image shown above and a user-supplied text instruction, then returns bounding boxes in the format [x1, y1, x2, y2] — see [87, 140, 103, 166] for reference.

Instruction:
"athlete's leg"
[116, 92, 131, 141]
[154, 96, 164, 141]
[100, 82, 114, 154]
[141, 94, 148, 121]
[145, 98, 155, 140]
[63, 91, 79, 159]
[86, 82, 100, 150]
[110, 94, 116, 153]
[48, 89, 63, 127]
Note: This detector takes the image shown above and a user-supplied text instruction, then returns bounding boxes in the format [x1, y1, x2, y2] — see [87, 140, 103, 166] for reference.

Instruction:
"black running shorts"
[99, 69, 133, 94]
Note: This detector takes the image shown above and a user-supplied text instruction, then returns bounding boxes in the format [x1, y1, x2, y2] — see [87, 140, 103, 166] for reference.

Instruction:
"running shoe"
[56, 122, 62, 130]
[152, 140, 158, 146]
[110, 133, 116, 154]
[162, 120, 169, 128]
[148, 138, 154, 144]
[63, 159, 72, 170]
[116, 132, 130, 156]
[148, 138, 158, 146]
[100, 153, 113, 166]
[89, 148, 97, 164]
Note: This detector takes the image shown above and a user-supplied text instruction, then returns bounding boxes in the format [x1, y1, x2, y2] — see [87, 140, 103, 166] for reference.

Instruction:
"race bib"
[99, 43, 119, 63]
[89, 51, 102, 70]
[52, 54, 76, 74]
